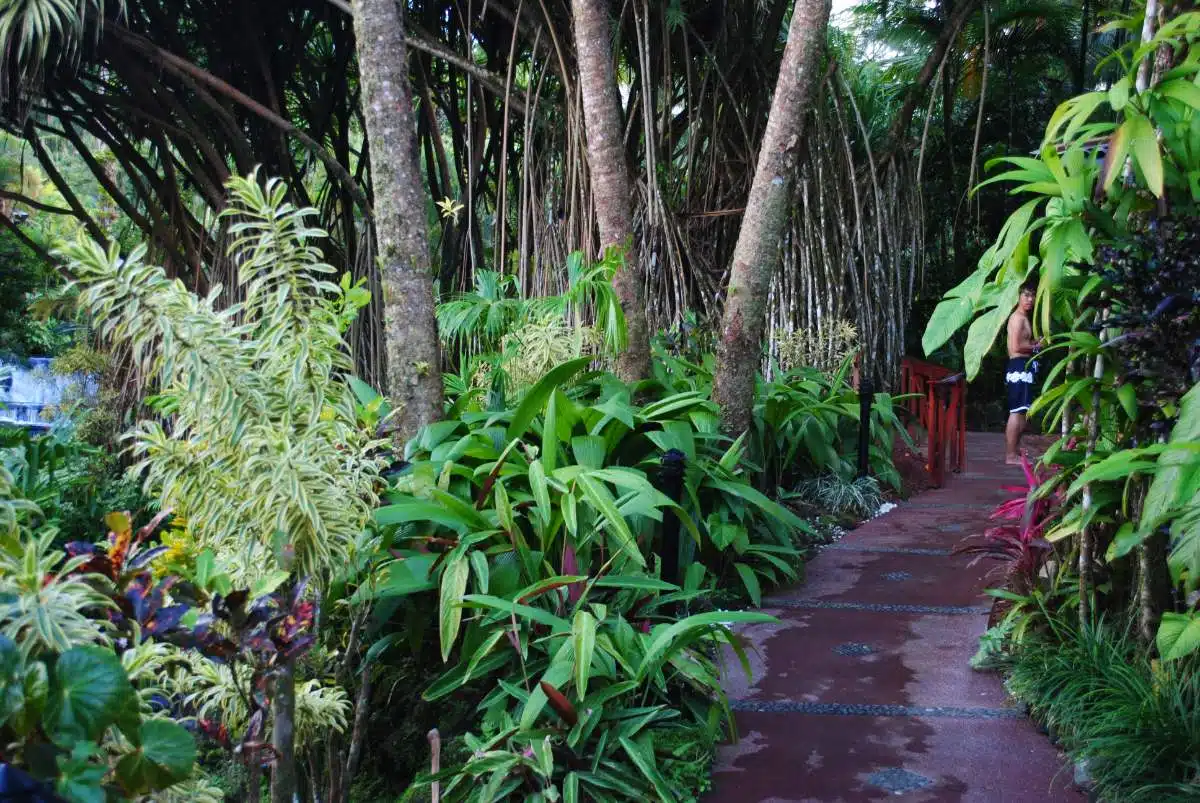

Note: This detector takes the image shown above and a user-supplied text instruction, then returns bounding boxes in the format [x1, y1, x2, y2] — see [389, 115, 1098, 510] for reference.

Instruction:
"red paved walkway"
[708, 432, 1083, 803]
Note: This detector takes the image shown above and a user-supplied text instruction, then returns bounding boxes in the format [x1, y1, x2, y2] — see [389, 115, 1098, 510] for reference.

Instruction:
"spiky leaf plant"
[0, 0, 121, 102]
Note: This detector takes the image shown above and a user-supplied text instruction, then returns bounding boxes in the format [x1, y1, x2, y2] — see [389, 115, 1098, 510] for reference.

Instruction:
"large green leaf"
[571, 435, 608, 470]
[1156, 612, 1200, 662]
[1128, 113, 1163, 197]
[1047, 90, 1109, 143]
[707, 478, 808, 532]
[439, 556, 471, 662]
[114, 718, 196, 794]
[573, 611, 597, 697]
[542, 390, 561, 472]
[1142, 383, 1200, 536]
[45, 646, 137, 745]
[352, 554, 437, 603]
[528, 459, 552, 527]
[922, 296, 975, 357]
[637, 611, 775, 680]
[507, 357, 592, 439]
[619, 736, 677, 802]
[461, 595, 572, 631]
[375, 499, 477, 533]
[1160, 77, 1200, 110]
[1107, 76, 1132, 110]
[1102, 117, 1133, 191]
[963, 305, 1007, 381]
[591, 576, 678, 592]
[734, 563, 762, 607]
[519, 659, 572, 730]
[576, 473, 645, 567]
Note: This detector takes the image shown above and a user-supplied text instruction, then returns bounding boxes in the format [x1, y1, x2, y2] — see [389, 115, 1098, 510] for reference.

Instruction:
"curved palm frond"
[0, 0, 122, 99]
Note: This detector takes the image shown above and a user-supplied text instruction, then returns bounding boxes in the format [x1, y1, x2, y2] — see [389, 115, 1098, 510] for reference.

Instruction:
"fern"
[437, 249, 628, 369]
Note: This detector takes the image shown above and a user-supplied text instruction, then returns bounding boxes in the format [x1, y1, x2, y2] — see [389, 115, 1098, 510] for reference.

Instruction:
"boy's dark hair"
[1020, 279, 1038, 294]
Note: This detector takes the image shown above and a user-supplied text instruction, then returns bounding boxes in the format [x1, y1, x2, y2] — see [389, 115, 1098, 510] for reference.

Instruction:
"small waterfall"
[0, 357, 94, 431]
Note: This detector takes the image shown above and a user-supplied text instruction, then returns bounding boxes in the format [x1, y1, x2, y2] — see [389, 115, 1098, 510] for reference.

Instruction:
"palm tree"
[713, 0, 833, 434]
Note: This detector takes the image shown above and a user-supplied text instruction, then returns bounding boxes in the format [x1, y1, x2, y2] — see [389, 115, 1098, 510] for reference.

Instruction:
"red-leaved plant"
[954, 455, 1060, 623]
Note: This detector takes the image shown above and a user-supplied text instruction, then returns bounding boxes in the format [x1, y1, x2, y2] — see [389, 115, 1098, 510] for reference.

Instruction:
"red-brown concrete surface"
[707, 433, 1083, 803]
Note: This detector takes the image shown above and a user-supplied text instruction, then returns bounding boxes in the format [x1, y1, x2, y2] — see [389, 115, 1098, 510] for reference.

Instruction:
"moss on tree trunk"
[572, 0, 650, 383]
[352, 0, 443, 443]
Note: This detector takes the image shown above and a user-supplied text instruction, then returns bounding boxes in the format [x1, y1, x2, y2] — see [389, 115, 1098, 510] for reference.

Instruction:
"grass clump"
[791, 474, 883, 520]
[1005, 618, 1200, 802]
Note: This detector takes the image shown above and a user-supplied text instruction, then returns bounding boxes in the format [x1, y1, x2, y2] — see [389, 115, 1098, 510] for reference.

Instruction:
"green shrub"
[1006, 619, 1200, 802]
[791, 474, 884, 520]
[353, 361, 795, 800]
[0, 465, 199, 801]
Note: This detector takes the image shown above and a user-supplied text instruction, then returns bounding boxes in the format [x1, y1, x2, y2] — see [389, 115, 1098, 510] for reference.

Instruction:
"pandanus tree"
[570, 0, 651, 382]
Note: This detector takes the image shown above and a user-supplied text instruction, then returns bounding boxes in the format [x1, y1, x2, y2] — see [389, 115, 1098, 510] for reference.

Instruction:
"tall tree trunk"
[713, 0, 832, 434]
[1077, 0, 1092, 93]
[352, 0, 444, 443]
[571, 0, 651, 382]
[881, 0, 979, 162]
[270, 659, 297, 803]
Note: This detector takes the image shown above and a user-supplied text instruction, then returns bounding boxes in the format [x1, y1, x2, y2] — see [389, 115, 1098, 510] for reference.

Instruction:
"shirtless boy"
[1005, 283, 1042, 465]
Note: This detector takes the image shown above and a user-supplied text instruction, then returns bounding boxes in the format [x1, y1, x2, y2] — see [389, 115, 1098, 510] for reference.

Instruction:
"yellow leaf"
[1129, 113, 1163, 197]
[1102, 119, 1132, 192]
[104, 511, 132, 537]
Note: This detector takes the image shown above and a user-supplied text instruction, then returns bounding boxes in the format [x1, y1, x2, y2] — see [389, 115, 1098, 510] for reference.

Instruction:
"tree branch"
[0, 213, 59, 271]
[24, 122, 109, 244]
[109, 23, 371, 213]
[325, 0, 528, 114]
[881, 0, 980, 163]
[0, 190, 73, 216]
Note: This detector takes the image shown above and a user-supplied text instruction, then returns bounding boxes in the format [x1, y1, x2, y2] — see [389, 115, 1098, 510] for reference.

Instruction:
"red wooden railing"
[899, 357, 967, 488]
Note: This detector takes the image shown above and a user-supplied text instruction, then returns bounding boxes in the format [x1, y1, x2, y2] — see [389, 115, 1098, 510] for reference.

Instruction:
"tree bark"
[1077, 0, 1092, 93]
[571, 0, 651, 382]
[713, 0, 831, 434]
[269, 659, 297, 803]
[338, 664, 373, 803]
[881, 0, 979, 162]
[352, 0, 444, 443]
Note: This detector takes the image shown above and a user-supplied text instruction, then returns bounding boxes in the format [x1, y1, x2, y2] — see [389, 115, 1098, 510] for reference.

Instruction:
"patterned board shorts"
[1005, 357, 1039, 414]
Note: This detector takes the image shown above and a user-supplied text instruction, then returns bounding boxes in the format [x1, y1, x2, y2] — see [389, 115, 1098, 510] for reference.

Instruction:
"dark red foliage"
[954, 455, 1058, 605]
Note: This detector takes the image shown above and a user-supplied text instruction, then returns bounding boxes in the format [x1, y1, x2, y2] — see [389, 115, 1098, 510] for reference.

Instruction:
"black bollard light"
[858, 377, 873, 479]
[658, 448, 687, 590]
